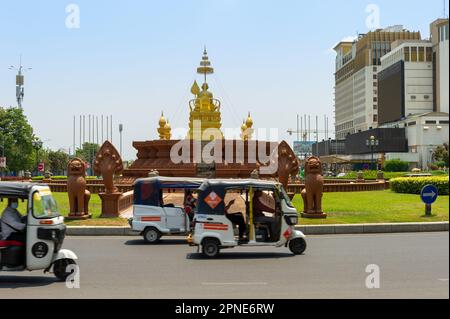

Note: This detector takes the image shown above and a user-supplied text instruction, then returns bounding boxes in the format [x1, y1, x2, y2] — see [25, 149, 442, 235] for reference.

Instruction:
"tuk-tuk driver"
[1, 198, 26, 242]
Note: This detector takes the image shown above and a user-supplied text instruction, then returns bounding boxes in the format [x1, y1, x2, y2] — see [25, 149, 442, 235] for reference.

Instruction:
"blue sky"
[0, 0, 447, 160]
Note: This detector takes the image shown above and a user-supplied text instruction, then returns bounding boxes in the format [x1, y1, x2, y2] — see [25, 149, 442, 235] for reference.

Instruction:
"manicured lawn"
[2, 190, 448, 226]
[0, 192, 128, 226]
[293, 190, 449, 225]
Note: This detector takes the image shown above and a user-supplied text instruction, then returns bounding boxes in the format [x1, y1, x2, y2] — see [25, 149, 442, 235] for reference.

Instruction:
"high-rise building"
[334, 26, 421, 140]
[430, 19, 449, 113]
[378, 40, 434, 125]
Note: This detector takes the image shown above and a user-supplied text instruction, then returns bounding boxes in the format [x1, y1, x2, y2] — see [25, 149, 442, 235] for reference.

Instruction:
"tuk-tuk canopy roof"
[198, 179, 281, 191]
[0, 182, 37, 198]
[134, 176, 205, 189]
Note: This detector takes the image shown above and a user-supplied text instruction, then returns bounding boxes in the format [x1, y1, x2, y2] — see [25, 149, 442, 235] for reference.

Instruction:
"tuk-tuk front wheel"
[289, 238, 307, 255]
[143, 227, 161, 244]
[53, 258, 77, 281]
[201, 239, 220, 258]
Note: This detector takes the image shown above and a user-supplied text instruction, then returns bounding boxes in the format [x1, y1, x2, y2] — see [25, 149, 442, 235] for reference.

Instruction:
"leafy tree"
[0, 107, 36, 173]
[48, 149, 70, 175]
[75, 143, 100, 164]
[433, 143, 449, 167]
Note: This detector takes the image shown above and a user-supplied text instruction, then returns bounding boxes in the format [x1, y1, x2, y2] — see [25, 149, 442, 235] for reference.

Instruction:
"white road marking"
[201, 282, 268, 286]
[438, 278, 449, 282]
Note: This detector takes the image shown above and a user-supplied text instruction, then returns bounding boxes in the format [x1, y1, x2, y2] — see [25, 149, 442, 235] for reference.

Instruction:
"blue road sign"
[421, 185, 439, 205]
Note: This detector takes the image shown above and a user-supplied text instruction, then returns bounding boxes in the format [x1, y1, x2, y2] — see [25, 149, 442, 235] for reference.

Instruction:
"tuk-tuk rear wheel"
[289, 238, 307, 255]
[53, 258, 77, 281]
[201, 239, 220, 258]
[143, 227, 161, 244]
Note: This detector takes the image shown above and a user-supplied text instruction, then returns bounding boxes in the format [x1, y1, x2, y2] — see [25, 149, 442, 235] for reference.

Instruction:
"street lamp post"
[366, 135, 379, 171]
[32, 139, 43, 176]
[119, 124, 123, 157]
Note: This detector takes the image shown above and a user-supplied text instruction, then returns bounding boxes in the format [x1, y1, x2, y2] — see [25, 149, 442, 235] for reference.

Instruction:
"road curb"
[66, 222, 449, 236]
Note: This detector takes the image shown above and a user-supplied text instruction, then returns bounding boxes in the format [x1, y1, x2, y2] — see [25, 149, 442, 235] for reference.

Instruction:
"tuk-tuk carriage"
[0, 182, 77, 280]
[129, 176, 205, 243]
[189, 179, 306, 258]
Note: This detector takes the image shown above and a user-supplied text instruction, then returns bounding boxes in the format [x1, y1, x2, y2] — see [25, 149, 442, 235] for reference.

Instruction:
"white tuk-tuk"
[129, 176, 204, 243]
[0, 182, 78, 280]
[188, 179, 307, 258]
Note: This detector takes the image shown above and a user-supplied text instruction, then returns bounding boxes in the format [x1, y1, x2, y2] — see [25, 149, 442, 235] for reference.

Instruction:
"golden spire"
[164, 119, 172, 140]
[245, 112, 254, 128]
[158, 112, 171, 140]
[197, 47, 214, 83]
[158, 111, 166, 127]
[241, 112, 254, 141]
[187, 48, 223, 140]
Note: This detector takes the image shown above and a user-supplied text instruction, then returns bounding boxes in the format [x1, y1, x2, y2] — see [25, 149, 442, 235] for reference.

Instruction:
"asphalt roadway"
[0, 232, 448, 299]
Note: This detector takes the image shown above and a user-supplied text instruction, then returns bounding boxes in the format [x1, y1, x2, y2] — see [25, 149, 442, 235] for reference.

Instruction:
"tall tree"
[0, 107, 36, 173]
[433, 143, 449, 167]
[48, 149, 70, 175]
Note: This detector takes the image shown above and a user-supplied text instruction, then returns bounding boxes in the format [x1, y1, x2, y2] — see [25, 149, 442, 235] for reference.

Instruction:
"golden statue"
[187, 48, 223, 140]
[157, 112, 172, 140]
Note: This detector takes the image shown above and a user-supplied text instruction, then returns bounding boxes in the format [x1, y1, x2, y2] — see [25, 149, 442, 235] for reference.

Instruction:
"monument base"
[301, 212, 328, 219]
[99, 192, 123, 218]
[65, 213, 92, 221]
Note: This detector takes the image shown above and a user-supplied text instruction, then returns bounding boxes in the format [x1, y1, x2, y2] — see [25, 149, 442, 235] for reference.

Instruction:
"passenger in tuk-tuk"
[0, 198, 26, 242]
[224, 199, 248, 242]
[253, 190, 277, 240]
[184, 190, 197, 222]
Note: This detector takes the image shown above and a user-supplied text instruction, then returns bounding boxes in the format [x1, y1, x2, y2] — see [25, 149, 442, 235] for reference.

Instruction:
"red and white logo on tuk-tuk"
[204, 191, 222, 209]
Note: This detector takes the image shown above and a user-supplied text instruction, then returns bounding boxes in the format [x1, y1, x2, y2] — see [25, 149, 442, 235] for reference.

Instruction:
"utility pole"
[119, 124, 123, 157]
[8, 56, 31, 109]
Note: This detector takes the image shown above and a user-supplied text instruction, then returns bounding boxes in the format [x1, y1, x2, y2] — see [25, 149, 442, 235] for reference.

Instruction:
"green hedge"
[383, 159, 409, 172]
[390, 176, 449, 195]
[32, 175, 98, 181]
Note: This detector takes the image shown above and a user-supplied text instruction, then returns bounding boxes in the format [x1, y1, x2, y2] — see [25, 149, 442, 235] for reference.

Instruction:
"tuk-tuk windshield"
[280, 187, 295, 208]
[33, 190, 60, 219]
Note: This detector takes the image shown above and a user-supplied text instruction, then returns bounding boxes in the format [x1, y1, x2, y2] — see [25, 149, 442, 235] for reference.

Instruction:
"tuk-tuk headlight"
[284, 215, 298, 226]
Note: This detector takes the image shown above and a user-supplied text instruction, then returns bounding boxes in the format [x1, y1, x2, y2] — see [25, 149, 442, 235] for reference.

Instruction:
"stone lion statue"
[301, 156, 326, 218]
[67, 158, 91, 217]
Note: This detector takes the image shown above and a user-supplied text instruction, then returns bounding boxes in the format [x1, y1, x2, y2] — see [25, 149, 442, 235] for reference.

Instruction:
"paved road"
[0, 232, 448, 299]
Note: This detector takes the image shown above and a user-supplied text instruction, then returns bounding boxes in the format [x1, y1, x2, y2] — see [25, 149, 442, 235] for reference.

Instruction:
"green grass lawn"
[293, 190, 449, 225]
[0, 192, 128, 226]
[2, 190, 448, 226]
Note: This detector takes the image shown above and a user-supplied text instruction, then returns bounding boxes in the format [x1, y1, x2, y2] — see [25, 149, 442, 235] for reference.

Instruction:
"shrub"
[336, 171, 407, 180]
[434, 161, 447, 168]
[31, 175, 98, 181]
[384, 159, 409, 172]
[390, 176, 449, 195]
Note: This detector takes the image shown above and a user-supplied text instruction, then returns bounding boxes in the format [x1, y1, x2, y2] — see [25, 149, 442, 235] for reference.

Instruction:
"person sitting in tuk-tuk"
[224, 199, 248, 242]
[253, 190, 277, 240]
[184, 190, 197, 222]
[1, 198, 26, 242]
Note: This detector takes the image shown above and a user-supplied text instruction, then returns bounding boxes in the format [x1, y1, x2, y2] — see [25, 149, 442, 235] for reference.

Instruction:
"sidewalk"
[66, 221, 449, 236]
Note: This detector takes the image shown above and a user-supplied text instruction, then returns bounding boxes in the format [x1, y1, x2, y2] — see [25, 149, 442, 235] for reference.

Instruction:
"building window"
[373, 104, 378, 110]
[373, 97, 377, 102]
[408, 121, 416, 126]
[425, 120, 437, 124]
[404, 47, 410, 61]
[418, 47, 425, 62]
[411, 95, 416, 100]
[440, 120, 449, 124]
[373, 74, 377, 80]
[373, 114, 378, 122]
[426, 47, 432, 62]
[411, 47, 417, 62]
[424, 95, 430, 99]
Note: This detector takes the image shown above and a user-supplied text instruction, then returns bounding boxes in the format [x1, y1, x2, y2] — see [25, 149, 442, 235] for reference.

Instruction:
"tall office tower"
[333, 26, 421, 140]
